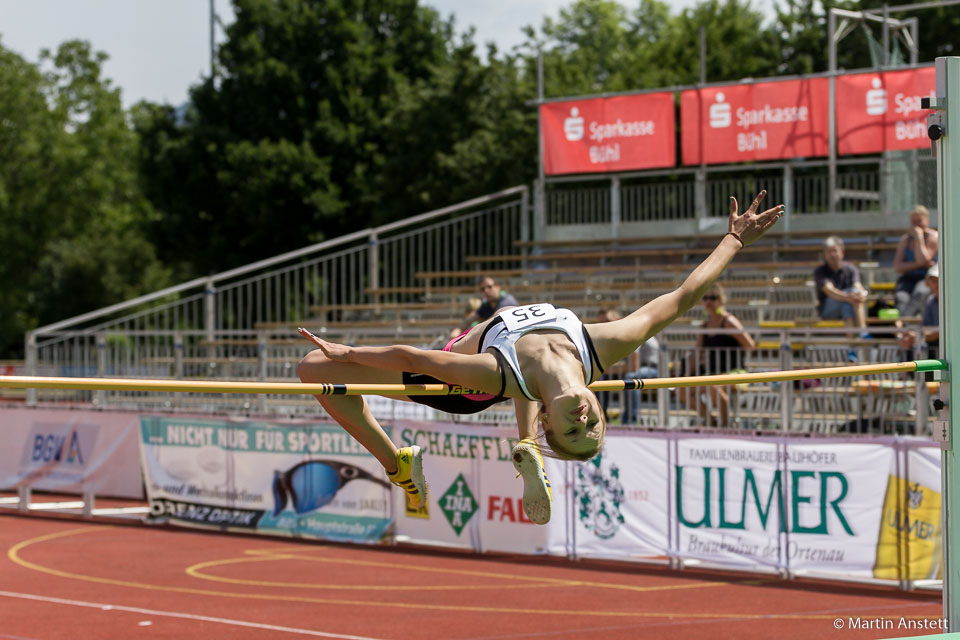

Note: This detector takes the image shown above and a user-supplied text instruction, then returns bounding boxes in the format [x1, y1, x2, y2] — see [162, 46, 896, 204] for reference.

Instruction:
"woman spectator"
[681, 283, 755, 427]
[893, 205, 938, 317]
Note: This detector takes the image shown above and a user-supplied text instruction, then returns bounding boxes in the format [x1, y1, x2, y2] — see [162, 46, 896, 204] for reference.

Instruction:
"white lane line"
[0, 591, 385, 640]
[90, 507, 151, 515]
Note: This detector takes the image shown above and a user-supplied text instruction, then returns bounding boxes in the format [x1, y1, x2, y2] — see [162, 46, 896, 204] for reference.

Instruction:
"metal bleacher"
[19, 175, 939, 433]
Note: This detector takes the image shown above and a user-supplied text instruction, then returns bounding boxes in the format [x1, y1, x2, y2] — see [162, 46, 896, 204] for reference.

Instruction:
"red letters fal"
[539, 93, 676, 175]
[836, 67, 935, 155]
[681, 78, 829, 165]
[487, 495, 534, 524]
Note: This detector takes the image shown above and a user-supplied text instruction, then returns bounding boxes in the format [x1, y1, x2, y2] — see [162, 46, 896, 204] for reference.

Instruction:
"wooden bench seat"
[309, 302, 458, 313]
[415, 261, 823, 282]
[467, 242, 898, 266]
[512, 227, 903, 251]
[197, 338, 315, 347]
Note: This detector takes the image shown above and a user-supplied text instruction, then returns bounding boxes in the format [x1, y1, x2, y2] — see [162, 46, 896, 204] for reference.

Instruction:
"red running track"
[0, 515, 945, 640]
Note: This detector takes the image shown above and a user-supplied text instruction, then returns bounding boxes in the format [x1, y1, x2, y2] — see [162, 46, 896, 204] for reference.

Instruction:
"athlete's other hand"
[298, 328, 352, 362]
[728, 190, 784, 246]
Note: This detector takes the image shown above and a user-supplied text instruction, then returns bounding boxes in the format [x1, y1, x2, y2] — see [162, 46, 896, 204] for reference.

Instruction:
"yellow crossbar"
[0, 360, 945, 396]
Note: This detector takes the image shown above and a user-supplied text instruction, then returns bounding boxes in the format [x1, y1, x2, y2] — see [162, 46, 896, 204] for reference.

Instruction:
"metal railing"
[18, 325, 939, 436]
[25, 186, 530, 403]
[544, 154, 937, 227]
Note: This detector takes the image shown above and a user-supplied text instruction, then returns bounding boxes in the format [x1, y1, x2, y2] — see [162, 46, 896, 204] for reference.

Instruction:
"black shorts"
[401, 371, 509, 414]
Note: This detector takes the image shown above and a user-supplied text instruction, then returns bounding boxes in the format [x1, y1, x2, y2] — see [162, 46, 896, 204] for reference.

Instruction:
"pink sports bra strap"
[443, 330, 471, 352]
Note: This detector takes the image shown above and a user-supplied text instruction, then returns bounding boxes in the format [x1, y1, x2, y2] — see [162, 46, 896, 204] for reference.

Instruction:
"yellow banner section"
[873, 475, 942, 581]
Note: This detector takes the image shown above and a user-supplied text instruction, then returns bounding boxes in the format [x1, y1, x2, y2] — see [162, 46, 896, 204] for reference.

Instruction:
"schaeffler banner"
[389, 420, 551, 554]
[681, 78, 829, 165]
[139, 416, 392, 542]
[540, 93, 676, 175]
[836, 67, 935, 155]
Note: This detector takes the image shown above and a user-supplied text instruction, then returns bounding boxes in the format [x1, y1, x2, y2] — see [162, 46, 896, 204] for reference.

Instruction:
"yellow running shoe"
[512, 439, 552, 524]
[387, 445, 427, 509]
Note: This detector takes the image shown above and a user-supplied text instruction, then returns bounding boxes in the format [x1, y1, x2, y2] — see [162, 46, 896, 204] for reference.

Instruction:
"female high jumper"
[298, 191, 783, 524]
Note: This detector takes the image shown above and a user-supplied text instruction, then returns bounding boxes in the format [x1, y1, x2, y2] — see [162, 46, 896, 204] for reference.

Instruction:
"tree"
[774, 0, 959, 76]
[136, 0, 464, 274]
[0, 39, 169, 356]
[659, 0, 780, 86]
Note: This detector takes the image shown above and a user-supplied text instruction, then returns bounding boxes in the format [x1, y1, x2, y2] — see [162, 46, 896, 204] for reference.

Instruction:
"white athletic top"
[477, 304, 604, 401]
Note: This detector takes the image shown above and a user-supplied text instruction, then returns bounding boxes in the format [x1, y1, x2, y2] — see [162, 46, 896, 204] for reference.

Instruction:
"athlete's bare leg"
[297, 350, 407, 473]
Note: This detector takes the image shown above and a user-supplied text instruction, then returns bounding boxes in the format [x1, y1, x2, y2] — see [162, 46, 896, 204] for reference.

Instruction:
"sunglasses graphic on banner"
[272, 460, 389, 516]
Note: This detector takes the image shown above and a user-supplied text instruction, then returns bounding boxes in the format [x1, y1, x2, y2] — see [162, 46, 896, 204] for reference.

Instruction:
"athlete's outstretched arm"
[587, 191, 783, 368]
[299, 329, 504, 395]
[513, 397, 541, 441]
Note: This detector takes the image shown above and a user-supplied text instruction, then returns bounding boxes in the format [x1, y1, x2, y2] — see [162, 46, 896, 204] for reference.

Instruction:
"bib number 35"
[501, 303, 557, 331]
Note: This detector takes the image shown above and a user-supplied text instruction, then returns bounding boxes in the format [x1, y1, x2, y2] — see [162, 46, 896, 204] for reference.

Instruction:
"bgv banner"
[681, 78, 829, 165]
[540, 93, 676, 175]
[0, 407, 143, 499]
[836, 67, 935, 155]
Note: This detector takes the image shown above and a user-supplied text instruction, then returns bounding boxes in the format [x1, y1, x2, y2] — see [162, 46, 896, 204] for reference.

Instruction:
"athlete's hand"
[728, 190, 784, 246]
[298, 328, 352, 362]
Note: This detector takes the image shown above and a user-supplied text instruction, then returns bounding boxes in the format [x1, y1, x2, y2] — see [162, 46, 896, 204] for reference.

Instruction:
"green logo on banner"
[440, 473, 477, 536]
[575, 453, 625, 540]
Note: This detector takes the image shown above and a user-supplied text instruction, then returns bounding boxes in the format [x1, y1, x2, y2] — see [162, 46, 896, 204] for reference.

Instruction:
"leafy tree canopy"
[0, 39, 169, 356]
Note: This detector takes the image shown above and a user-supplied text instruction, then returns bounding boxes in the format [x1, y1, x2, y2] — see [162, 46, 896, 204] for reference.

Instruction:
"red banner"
[836, 67, 935, 155]
[539, 93, 675, 175]
[681, 78, 829, 165]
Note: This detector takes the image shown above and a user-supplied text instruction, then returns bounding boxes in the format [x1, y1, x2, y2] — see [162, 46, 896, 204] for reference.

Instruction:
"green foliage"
[0, 39, 169, 356]
[135, 0, 461, 272]
[523, 0, 780, 97]
[4, 0, 956, 361]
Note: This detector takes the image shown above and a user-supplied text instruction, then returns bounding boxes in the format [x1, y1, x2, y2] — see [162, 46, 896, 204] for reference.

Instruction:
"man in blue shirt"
[813, 236, 868, 329]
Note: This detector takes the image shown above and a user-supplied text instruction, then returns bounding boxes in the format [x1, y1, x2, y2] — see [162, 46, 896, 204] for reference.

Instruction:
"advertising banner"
[540, 93, 676, 175]
[550, 434, 670, 560]
[874, 443, 943, 581]
[681, 78, 829, 165]
[0, 407, 143, 499]
[673, 438, 787, 569]
[836, 67, 936, 155]
[139, 416, 391, 542]
[390, 420, 550, 554]
[782, 442, 892, 576]
[665, 438, 896, 577]
[129, 414, 941, 585]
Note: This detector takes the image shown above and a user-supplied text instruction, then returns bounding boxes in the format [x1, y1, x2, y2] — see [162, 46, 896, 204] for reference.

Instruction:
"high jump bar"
[0, 360, 945, 396]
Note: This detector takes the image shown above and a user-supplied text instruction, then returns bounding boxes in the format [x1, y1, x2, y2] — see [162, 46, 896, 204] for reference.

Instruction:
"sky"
[0, 0, 716, 109]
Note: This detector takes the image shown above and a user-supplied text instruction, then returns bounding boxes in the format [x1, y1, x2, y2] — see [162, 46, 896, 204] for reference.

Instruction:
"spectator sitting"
[898, 264, 939, 361]
[893, 205, 938, 317]
[814, 236, 868, 330]
[453, 276, 519, 335]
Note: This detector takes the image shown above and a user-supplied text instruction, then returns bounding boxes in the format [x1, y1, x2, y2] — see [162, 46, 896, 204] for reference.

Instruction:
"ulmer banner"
[139, 416, 392, 542]
[836, 67, 935, 155]
[540, 93, 676, 175]
[681, 78, 830, 165]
